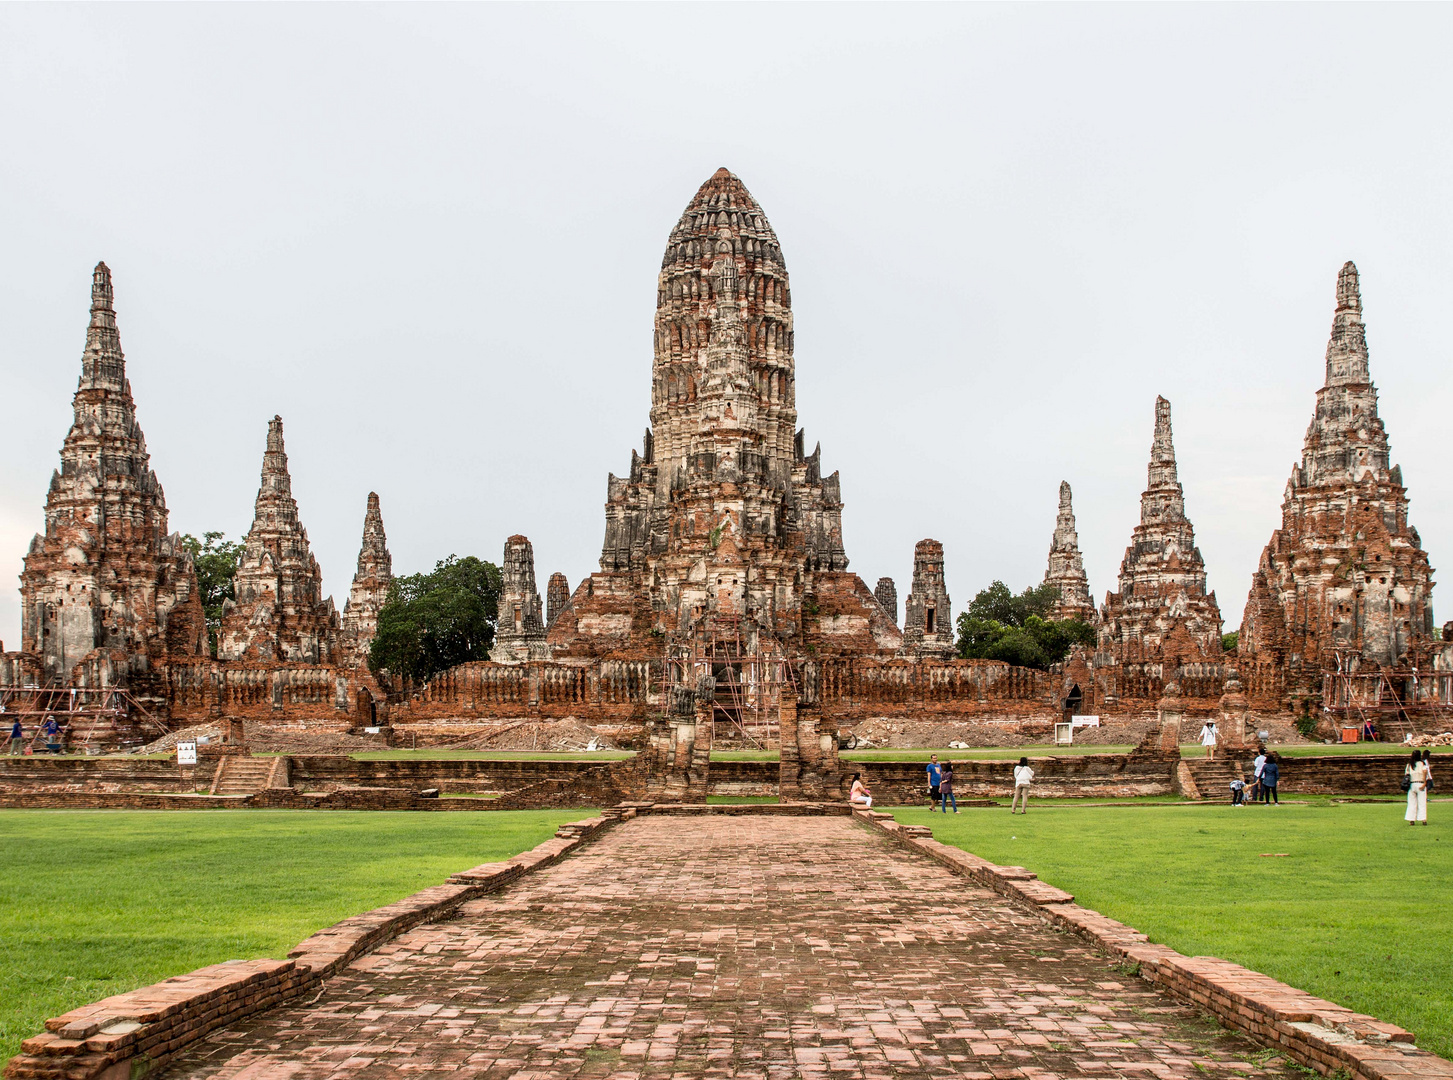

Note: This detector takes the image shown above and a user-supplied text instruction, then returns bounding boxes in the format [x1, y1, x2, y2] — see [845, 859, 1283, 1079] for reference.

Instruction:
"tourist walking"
[939, 761, 958, 813]
[1199, 719, 1219, 761]
[1259, 755, 1279, 804]
[1011, 756, 1033, 813]
[926, 753, 942, 811]
[8, 715, 22, 755]
[1405, 750, 1429, 825]
[1251, 750, 1267, 801]
[849, 773, 873, 809]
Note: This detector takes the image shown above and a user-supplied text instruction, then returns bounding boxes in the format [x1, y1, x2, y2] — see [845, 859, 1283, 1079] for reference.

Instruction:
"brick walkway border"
[4, 801, 1449, 1080]
[853, 807, 1453, 1080]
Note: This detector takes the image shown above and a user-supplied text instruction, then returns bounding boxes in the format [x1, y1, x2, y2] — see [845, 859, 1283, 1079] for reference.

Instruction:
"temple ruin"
[1098, 397, 1225, 668]
[8, 220, 1452, 750]
[217, 417, 341, 665]
[1237, 263, 1446, 733]
[14, 263, 206, 708]
[1043, 481, 1095, 623]
[902, 540, 955, 659]
[339, 492, 392, 670]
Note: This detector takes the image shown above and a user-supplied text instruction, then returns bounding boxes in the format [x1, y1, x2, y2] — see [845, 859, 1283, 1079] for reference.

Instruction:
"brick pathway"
[164, 816, 1296, 1080]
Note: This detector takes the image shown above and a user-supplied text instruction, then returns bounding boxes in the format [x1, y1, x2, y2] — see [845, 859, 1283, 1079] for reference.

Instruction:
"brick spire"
[218, 415, 338, 663]
[1044, 481, 1094, 623]
[1098, 396, 1223, 665]
[1325, 261, 1370, 387]
[341, 492, 392, 668]
[20, 263, 205, 683]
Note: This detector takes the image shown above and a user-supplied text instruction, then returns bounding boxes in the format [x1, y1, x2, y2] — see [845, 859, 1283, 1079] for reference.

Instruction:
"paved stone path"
[165, 816, 1297, 1080]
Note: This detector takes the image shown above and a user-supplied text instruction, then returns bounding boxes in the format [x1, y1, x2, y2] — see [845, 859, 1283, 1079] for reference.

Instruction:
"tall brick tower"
[1098, 397, 1223, 666]
[1239, 263, 1433, 676]
[340, 492, 392, 669]
[217, 416, 339, 663]
[1043, 481, 1095, 623]
[19, 263, 206, 685]
[551, 168, 898, 661]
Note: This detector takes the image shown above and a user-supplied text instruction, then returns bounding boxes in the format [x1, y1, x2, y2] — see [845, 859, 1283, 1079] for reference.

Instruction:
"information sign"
[176, 741, 198, 766]
[1070, 714, 1100, 728]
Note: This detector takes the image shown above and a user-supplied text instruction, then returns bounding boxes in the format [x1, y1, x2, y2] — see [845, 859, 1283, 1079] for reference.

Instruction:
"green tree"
[1221, 631, 1239, 653]
[369, 555, 503, 683]
[181, 531, 244, 657]
[955, 580, 1095, 670]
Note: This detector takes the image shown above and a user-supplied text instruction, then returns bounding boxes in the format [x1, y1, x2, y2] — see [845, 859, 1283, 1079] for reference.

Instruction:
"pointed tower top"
[92, 262, 113, 309]
[712, 166, 733, 179]
[366, 491, 380, 512]
[1336, 261, 1361, 313]
[1058, 479, 1073, 510]
[1148, 396, 1178, 486]
[257, 415, 293, 502]
[80, 261, 127, 394]
[1325, 260, 1370, 387]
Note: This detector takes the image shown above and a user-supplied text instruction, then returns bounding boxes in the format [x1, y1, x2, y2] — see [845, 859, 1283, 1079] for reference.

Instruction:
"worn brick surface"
[162, 817, 1295, 1080]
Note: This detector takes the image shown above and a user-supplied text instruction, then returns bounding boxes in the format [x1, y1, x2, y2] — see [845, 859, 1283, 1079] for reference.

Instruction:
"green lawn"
[891, 800, 1453, 1060]
[0, 809, 583, 1063]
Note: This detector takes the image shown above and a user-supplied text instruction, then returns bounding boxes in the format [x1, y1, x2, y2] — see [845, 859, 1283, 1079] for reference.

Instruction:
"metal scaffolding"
[0, 685, 166, 753]
[660, 615, 795, 749]
[1321, 649, 1453, 740]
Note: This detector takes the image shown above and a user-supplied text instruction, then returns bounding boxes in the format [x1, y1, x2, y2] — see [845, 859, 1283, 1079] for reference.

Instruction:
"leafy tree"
[965, 580, 1061, 627]
[955, 580, 1095, 670]
[369, 555, 503, 683]
[181, 531, 244, 657]
[1221, 631, 1239, 653]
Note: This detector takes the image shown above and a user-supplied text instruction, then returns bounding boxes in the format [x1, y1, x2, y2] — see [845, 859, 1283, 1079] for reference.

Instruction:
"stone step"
[211, 758, 277, 796]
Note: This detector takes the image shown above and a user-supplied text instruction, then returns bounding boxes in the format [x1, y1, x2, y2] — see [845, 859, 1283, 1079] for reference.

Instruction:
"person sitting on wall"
[849, 773, 873, 809]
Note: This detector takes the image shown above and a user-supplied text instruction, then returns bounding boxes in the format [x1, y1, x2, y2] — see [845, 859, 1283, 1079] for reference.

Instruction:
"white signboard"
[1071, 714, 1101, 728]
[176, 741, 198, 766]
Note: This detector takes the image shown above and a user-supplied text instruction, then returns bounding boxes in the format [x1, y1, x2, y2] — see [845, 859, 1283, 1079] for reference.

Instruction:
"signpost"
[1070, 714, 1100, 728]
[177, 740, 197, 792]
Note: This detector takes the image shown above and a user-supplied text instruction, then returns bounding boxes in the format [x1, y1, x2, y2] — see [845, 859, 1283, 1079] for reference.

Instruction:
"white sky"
[3, 5, 1451, 651]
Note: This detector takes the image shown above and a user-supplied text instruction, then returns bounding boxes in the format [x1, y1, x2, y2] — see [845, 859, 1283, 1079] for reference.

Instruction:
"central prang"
[534, 169, 901, 677]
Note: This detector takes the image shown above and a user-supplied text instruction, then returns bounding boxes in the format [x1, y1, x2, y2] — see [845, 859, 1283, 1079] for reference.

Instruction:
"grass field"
[0, 809, 583, 1063]
[891, 800, 1453, 1060]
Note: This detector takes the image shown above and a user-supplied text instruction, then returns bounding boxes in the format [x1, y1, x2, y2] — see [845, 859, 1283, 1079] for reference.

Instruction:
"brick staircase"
[209, 757, 280, 797]
[1184, 756, 1246, 802]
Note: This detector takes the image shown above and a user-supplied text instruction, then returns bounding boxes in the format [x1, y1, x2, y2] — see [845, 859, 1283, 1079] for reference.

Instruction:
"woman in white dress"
[1198, 720, 1219, 761]
[1405, 750, 1429, 825]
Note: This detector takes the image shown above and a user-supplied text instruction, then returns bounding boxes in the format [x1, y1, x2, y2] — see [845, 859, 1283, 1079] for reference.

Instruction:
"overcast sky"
[3, 5, 1451, 651]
